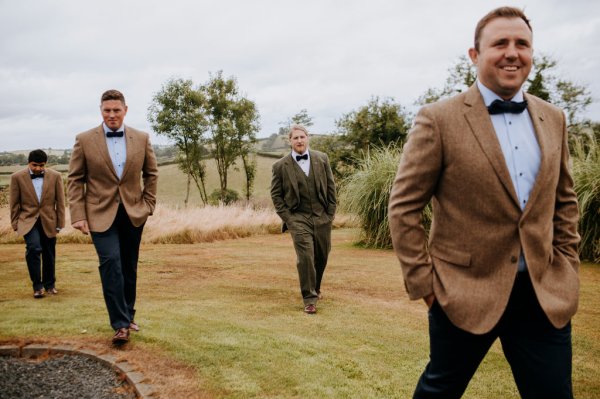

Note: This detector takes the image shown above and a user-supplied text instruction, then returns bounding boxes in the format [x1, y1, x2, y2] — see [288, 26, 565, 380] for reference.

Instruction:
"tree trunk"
[184, 173, 191, 207]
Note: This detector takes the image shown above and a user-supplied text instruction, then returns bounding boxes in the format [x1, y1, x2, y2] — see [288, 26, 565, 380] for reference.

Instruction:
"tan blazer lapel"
[39, 172, 50, 204]
[521, 95, 554, 214]
[464, 86, 520, 208]
[121, 126, 136, 179]
[21, 170, 40, 204]
[93, 125, 119, 179]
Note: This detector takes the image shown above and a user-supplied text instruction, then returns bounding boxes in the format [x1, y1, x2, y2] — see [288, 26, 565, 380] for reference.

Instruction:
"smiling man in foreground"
[388, 7, 580, 398]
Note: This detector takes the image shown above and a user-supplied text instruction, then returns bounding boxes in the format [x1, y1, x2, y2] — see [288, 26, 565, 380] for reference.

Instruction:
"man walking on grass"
[271, 124, 337, 314]
[388, 7, 580, 398]
[10, 149, 65, 299]
[68, 89, 158, 345]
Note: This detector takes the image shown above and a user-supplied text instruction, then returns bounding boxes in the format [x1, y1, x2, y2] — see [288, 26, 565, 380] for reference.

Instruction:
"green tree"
[555, 79, 593, 126]
[310, 134, 355, 179]
[416, 55, 477, 105]
[336, 96, 412, 153]
[233, 98, 260, 201]
[526, 55, 555, 102]
[278, 109, 314, 135]
[311, 97, 411, 179]
[148, 78, 209, 206]
[200, 71, 260, 202]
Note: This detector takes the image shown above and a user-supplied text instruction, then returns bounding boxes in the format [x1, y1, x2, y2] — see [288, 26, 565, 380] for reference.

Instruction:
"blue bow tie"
[296, 154, 308, 161]
[487, 99, 528, 115]
[31, 173, 44, 179]
[106, 131, 124, 138]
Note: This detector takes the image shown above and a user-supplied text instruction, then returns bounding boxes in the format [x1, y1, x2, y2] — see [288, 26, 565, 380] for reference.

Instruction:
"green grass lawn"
[1, 229, 599, 398]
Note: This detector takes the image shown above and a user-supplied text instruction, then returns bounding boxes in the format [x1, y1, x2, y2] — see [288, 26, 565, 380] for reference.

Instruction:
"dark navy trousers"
[91, 205, 144, 330]
[414, 272, 573, 399]
[23, 220, 56, 292]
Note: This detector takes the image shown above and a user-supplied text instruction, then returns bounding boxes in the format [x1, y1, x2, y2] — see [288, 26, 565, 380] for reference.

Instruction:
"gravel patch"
[0, 354, 137, 399]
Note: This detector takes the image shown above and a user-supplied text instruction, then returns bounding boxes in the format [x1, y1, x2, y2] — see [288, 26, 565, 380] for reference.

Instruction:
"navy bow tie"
[31, 173, 44, 179]
[296, 154, 308, 161]
[487, 99, 528, 115]
[106, 131, 124, 138]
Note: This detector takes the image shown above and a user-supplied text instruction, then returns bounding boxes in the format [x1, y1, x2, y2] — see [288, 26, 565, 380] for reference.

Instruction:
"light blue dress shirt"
[103, 123, 127, 179]
[477, 81, 541, 271]
[29, 170, 44, 203]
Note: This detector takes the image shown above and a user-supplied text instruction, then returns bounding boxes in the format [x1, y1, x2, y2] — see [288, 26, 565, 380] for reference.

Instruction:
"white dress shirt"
[292, 149, 310, 176]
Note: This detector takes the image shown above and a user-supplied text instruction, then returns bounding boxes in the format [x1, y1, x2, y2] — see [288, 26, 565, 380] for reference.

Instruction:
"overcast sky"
[1, 0, 599, 151]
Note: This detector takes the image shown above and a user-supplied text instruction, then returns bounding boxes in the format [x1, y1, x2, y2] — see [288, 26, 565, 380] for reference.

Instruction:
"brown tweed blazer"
[9, 168, 65, 237]
[67, 124, 158, 233]
[388, 84, 580, 334]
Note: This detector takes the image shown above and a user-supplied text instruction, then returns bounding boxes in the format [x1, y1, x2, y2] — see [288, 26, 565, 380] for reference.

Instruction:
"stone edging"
[0, 343, 156, 398]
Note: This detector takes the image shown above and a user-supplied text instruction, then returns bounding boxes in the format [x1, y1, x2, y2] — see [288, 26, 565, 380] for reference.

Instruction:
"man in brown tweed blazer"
[10, 149, 65, 298]
[388, 7, 579, 398]
[68, 90, 158, 345]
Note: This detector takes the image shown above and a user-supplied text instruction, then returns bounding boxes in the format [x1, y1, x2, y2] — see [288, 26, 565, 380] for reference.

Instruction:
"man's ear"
[468, 47, 478, 66]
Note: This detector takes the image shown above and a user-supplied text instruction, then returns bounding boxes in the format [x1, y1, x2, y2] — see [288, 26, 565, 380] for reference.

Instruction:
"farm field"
[1, 155, 279, 207]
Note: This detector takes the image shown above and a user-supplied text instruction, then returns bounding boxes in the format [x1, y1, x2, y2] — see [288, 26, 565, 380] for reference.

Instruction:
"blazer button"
[510, 256, 518, 263]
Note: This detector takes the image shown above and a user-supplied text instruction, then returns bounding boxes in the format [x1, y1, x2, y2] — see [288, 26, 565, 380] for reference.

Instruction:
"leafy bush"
[572, 135, 600, 262]
[209, 188, 240, 205]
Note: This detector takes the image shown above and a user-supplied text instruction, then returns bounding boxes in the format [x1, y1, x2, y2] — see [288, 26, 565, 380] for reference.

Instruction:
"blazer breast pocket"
[430, 244, 472, 268]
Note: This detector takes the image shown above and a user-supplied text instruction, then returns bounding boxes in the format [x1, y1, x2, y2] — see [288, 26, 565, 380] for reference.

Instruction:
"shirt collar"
[476, 80, 524, 107]
[291, 149, 309, 159]
[103, 122, 125, 134]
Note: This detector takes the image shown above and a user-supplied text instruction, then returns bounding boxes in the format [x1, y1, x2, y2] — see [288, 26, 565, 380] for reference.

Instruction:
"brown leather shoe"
[112, 328, 130, 344]
[129, 321, 139, 332]
[304, 304, 317, 314]
[46, 288, 58, 295]
[33, 290, 44, 299]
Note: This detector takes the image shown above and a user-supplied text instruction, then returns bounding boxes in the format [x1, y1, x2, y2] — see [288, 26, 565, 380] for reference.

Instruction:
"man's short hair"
[474, 7, 532, 51]
[28, 149, 48, 163]
[101, 89, 126, 105]
[288, 124, 309, 138]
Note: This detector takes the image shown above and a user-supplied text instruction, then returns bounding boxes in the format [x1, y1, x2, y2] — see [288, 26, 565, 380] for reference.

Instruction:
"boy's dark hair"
[28, 149, 48, 163]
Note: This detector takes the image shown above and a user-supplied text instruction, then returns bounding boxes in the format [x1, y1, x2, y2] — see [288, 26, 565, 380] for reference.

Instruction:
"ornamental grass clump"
[572, 135, 600, 262]
[339, 145, 431, 248]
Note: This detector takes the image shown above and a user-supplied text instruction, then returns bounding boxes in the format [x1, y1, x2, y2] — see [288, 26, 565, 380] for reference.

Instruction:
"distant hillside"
[7, 148, 68, 157]
[256, 132, 327, 156]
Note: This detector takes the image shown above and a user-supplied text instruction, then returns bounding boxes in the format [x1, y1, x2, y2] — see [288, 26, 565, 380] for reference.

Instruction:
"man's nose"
[505, 43, 518, 59]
